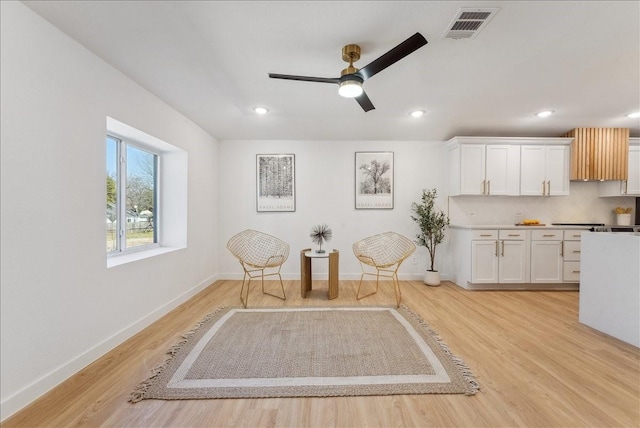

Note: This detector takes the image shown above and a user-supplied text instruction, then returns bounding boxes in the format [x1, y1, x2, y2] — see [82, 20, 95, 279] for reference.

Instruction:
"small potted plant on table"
[410, 188, 450, 286]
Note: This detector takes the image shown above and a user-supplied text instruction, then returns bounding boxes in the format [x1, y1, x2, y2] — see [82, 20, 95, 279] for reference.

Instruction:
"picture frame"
[355, 151, 394, 209]
[256, 154, 295, 212]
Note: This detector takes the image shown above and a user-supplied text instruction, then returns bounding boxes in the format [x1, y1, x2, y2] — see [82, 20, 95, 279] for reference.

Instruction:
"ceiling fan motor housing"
[342, 44, 361, 63]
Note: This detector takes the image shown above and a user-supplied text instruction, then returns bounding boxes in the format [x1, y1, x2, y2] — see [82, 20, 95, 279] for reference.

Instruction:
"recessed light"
[626, 111, 640, 119]
[410, 110, 425, 118]
[253, 107, 269, 115]
[536, 110, 554, 118]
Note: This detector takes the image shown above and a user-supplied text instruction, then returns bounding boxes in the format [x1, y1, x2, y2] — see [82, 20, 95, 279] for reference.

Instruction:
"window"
[107, 135, 159, 253]
[106, 116, 187, 267]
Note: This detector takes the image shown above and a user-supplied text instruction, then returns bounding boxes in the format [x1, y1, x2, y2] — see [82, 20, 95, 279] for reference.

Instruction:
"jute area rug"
[129, 305, 478, 402]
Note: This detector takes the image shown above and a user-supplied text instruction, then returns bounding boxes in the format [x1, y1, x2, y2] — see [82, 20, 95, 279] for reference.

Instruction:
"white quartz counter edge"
[450, 224, 591, 230]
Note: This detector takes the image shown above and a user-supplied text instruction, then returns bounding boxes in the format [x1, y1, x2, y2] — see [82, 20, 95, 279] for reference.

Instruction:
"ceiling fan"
[268, 32, 428, 112]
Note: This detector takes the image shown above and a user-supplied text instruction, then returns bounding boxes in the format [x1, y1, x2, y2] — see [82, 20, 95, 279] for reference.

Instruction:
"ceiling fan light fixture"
[338, 79, 363, 98]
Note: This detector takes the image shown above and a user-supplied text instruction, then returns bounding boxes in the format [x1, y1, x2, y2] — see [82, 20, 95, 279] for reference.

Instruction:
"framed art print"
[355, 151, 394, 209]
[256, 154, 295, 212]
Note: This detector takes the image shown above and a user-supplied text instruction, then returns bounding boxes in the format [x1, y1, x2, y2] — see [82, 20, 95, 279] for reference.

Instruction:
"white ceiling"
[23, 1, 640, 141]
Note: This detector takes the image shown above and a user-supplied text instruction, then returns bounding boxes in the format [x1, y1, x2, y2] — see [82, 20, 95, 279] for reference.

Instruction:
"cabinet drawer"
[563, 261, 581, 282]
[563, 241, 582, 261]
[531, 230, 562, 240]
[563, 230, 585, 241]
[499, 230, 526, 240]
[472, 230, 498, 240]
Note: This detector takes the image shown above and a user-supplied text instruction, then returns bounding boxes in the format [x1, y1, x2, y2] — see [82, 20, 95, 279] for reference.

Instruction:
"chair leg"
[356, 271, 380, 301]
[277, 273, 286, 300]
[392, 273, 402, 308]
[239, 271, 250, 308]
[356, 273, 366, 300]
[260, 270, 286, 302]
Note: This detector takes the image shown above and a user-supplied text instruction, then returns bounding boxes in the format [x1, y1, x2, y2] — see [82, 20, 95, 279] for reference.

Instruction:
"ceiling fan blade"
[355, 91, 375, 112]
[356, 32, 428, 81]
[269, 73, 340, 84]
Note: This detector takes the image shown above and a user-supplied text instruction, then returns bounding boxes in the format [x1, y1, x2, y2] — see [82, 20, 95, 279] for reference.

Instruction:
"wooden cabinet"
[598, 139, 640, 196]
[521, 145, 571, 196]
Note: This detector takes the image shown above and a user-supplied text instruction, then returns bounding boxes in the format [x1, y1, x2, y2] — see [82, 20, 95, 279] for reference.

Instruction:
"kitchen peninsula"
[579, 232, 640, 347]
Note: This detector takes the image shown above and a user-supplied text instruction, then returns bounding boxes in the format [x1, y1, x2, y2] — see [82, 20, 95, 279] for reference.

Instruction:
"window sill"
[107, 246, 184, 268]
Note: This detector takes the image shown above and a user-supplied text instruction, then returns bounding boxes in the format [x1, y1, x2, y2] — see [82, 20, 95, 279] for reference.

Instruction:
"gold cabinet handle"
[543, 234, 556, 237]
[573, 270, 580, 273]
[560, 241, 564, 257]
[501, 240, 505, 257]
[480, 234, 493, 237]
[487, 180, 491, 195]
[495, 240, 498, 257]
[542, 181, 546, 195]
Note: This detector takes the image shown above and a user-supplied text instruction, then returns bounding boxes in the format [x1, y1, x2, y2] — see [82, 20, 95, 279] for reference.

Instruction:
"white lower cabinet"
[562, 230, 583, 282]
[471, 238, 499, 283]
[451, 227, 586, 289]
[471, 230, 527, 284]
[497, 230, 528, 283]
[530, 241, 563, 282]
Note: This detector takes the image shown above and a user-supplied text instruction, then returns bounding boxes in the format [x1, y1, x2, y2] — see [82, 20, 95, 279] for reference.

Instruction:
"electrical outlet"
[468, 212, 476, 217]
[515, 212, 523, 217]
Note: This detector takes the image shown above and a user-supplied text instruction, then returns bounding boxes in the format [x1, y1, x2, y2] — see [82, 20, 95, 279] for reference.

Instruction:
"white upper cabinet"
[447, 138, 520, 196]
[598, 139, 640, 196]
[485, 145, 521, 196]
[520, 145, 570, 196]
[447, 137, 571, 197]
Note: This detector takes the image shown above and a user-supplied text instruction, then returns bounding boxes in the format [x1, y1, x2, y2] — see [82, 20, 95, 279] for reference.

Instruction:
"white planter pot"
[423, 270, 441, 286]
[616, 213, 631, 226]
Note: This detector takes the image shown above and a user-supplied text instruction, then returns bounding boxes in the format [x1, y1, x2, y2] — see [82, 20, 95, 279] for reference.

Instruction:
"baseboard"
[218, 273, 449, 281]
[458, 281, 580, 291]
[0, 274, 219, 423]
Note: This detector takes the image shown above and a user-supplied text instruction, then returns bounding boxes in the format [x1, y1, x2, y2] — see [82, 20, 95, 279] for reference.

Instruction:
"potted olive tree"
[410, 188, 450, 286]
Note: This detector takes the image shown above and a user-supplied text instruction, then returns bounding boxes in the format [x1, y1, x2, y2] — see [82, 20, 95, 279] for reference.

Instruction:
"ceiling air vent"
[442, 8, 499, 40]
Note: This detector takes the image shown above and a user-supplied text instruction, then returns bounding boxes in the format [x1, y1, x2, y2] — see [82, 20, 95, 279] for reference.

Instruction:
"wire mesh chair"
[352, 231, 416, 307]
[226, 229, 289, 308]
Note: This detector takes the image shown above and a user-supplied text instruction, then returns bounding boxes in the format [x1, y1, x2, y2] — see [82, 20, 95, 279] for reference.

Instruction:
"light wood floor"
[3, 279, 639, 428]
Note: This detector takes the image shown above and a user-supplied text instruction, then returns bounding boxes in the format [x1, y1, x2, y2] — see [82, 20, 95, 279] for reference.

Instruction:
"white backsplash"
[448, 181, 636, 225]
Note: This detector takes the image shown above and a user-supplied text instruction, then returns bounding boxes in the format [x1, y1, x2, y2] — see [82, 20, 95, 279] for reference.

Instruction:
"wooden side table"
[300, 249, 339, 300]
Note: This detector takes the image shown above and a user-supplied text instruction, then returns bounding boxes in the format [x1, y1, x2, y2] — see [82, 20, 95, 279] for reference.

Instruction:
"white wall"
[0, 2, 218, 420]
[218, 140, 450, 280]
[3, 1, 636, 422]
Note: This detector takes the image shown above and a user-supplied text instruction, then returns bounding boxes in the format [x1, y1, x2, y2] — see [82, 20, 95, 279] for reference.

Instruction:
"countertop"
[450, 224, 592, 230]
